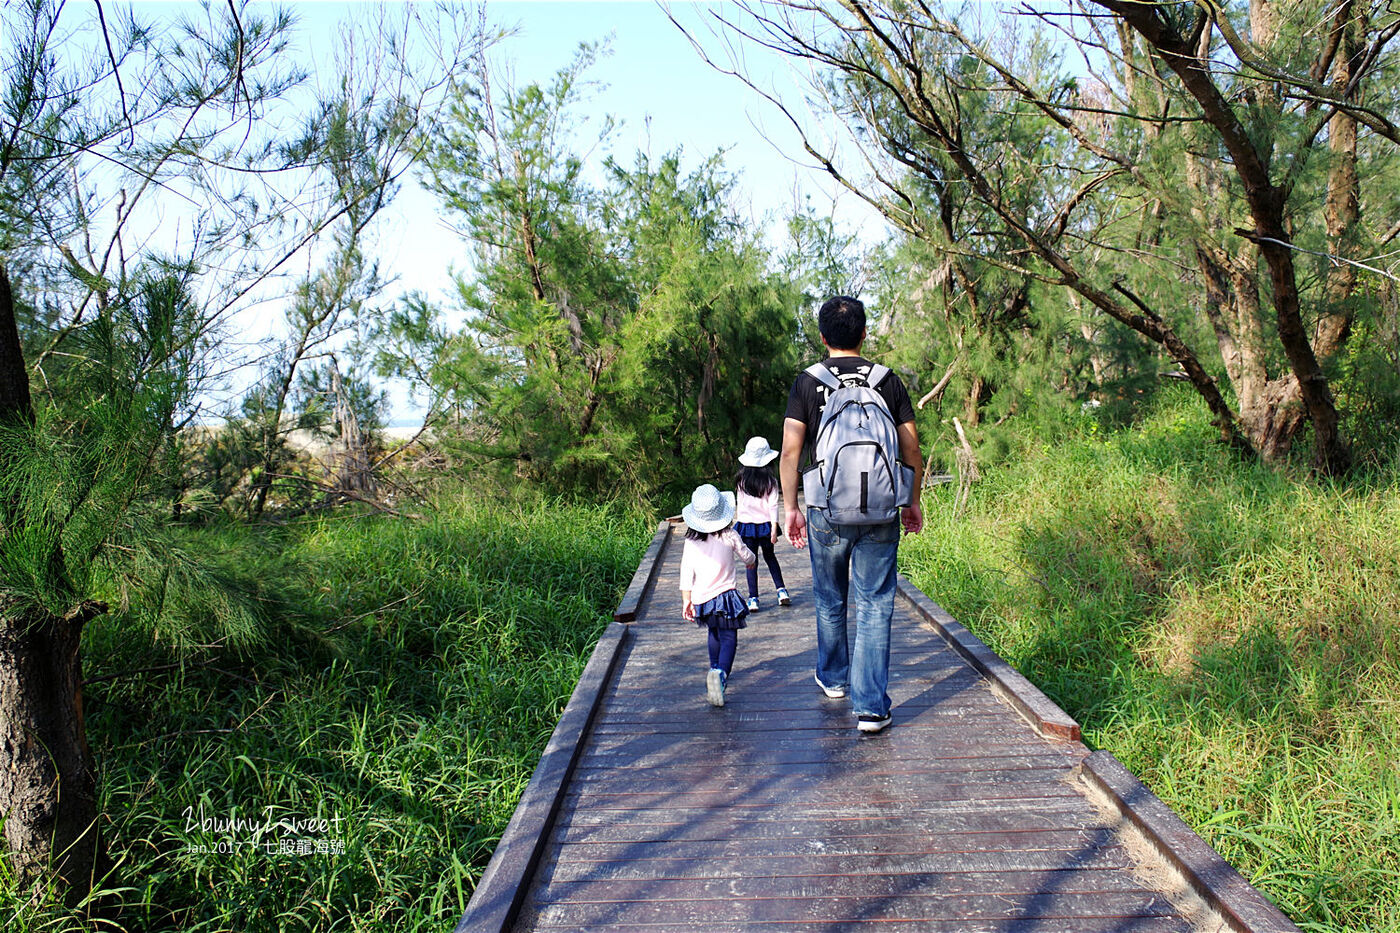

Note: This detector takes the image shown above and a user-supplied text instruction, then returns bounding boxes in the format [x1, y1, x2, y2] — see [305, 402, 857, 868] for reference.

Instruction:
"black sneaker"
[857, 713, 892, 733]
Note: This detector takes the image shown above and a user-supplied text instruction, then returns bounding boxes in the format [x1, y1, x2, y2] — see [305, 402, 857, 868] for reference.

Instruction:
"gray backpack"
[801, 363, 915, 524]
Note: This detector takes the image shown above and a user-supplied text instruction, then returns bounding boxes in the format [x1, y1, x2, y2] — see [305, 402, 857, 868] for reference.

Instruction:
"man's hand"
[785, 508, 808, 549]
[779, 417, 807, 549]
[901, 500, 924, 536]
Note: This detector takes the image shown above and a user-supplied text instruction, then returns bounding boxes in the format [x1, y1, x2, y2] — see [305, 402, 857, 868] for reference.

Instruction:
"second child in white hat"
[680, 483, 757, 708]
[734, 437, 791, 611]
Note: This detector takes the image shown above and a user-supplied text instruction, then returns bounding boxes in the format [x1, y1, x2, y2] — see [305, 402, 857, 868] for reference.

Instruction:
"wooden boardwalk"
[459, 521, 1300, 933]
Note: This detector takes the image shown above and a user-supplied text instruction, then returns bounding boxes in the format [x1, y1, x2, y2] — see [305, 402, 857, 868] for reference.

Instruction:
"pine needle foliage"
[0, 270, 234, 627]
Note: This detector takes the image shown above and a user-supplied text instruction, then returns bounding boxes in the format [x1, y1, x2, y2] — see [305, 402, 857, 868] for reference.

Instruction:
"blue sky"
[371, 1, 882, 311]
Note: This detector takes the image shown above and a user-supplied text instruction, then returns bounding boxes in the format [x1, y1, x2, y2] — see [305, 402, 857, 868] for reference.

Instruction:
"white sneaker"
[815, 674, 847, 699]
[707, 669, 725, 707]
[746, 596, 759, 611]
[777, 587, 791, 606]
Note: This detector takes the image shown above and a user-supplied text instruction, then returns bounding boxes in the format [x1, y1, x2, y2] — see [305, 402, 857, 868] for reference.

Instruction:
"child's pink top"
[679, 528, 755, 605]
[735, 486, 779, 524]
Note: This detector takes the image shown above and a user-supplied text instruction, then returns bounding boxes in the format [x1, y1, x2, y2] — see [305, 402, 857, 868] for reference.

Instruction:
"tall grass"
[7, 395, 1395, 931]
[1, 491, 650, 931]
[901, 391, 1400, 932]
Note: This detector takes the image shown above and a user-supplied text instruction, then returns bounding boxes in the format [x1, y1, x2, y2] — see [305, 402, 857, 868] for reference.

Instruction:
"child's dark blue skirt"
[734, 521, 771, 539]
[693, 589, 749, 629]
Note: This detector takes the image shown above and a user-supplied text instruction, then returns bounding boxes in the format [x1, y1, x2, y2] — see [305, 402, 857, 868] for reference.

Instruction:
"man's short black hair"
[818, 296, 866, 351]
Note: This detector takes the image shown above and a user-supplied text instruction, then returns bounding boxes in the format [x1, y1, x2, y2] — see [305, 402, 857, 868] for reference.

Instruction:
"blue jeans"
[806, 508, 900, 718]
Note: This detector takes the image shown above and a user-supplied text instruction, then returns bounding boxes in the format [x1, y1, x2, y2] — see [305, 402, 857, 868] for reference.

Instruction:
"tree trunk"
[0, 267, 34, 434]
[0, 603, 104, 904]
[963, 374, 987, 427]
[1100, 0, 1351, 474]
[0, 264, 104, 906]
[1250, 377, 1307, 461]
[1316, 1, 1364, 358]
[327, 358, 376, 504]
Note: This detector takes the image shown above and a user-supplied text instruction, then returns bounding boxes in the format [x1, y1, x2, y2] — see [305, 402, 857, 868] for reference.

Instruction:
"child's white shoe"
[746, 596, 760, 611]
[777, 587, 791, 606]
[706, 668, 725, 707]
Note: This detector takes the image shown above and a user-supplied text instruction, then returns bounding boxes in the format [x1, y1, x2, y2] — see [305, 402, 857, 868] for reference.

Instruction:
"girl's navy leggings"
[708, 626, 737, 674]
[741, 535, 786, 597]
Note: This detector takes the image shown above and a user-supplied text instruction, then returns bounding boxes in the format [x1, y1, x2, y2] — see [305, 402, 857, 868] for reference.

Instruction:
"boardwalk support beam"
[897, 574, 1082, 741]
[613, 520, 672, 622]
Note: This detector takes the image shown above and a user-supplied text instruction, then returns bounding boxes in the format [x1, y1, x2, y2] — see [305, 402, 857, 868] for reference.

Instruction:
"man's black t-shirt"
[783, 356, 916, 468]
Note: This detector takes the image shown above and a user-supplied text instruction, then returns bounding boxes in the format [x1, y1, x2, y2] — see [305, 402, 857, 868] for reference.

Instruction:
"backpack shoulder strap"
[866, 363, 891, 387]
[805, 363, 841, 390]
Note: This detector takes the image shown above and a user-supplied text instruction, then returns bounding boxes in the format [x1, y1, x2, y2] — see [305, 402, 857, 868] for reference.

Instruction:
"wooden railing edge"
[1082, 751, 1302, 933]
[454, 621, 631, 933]
[896, 574, 1082, 742]
[613, 519, 675, 623]
[896, 573, 1299, 932]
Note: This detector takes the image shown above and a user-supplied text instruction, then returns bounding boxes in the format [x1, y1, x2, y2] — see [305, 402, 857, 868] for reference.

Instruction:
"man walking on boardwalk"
[780, 296, 924, 734]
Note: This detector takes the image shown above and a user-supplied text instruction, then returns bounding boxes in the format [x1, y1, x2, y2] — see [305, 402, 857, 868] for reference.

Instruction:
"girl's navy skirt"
[693, 588, 749, 629]
[734, 521, 771, 539]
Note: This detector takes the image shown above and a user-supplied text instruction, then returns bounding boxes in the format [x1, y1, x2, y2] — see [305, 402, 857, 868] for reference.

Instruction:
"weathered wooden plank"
[553, 825, 1122, 853]
[554, 784, 1092, 812]
[526, 868, 1165, 901]
[563, 769, 1083, 802]
[596, 698, 1014, 724]
[536, 847, 1141, 884]
[589, 706, 1015, 732]
[597, 691, 1012, 712]
[616, 648, 976, 670]
[526, 920, 1195, 933]
[552, 808, 1117, 844]
[574, 740, 1061, 770]
[528, 889, 1184, 926]
[585, 716, 1046, 742]
[549, 827, 1124, 862]
[569, 750, 1083, 780]
[560, 764, 1089, 802]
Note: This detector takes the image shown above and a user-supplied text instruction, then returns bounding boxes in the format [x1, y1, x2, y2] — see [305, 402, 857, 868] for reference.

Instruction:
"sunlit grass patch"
[901, 402, 1400, 932]
[30, 490, 653, 932]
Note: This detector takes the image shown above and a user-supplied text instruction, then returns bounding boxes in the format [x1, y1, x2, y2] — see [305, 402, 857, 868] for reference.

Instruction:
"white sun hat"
[738, 436, 779, 467]
[682, 484, 736, 533]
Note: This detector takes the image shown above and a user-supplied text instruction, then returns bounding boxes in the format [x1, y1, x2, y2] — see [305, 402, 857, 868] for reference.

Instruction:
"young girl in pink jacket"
[733, 436, 791, 611]
[680, 484, 756, 707]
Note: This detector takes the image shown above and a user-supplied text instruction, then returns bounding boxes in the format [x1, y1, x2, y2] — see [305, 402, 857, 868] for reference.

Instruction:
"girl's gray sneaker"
[707, 668, 725, 707]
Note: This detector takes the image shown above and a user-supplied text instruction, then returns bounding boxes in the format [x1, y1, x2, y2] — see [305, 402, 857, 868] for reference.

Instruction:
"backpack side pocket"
[897, 462, 915, 508]
[800, 461, 828, 509]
